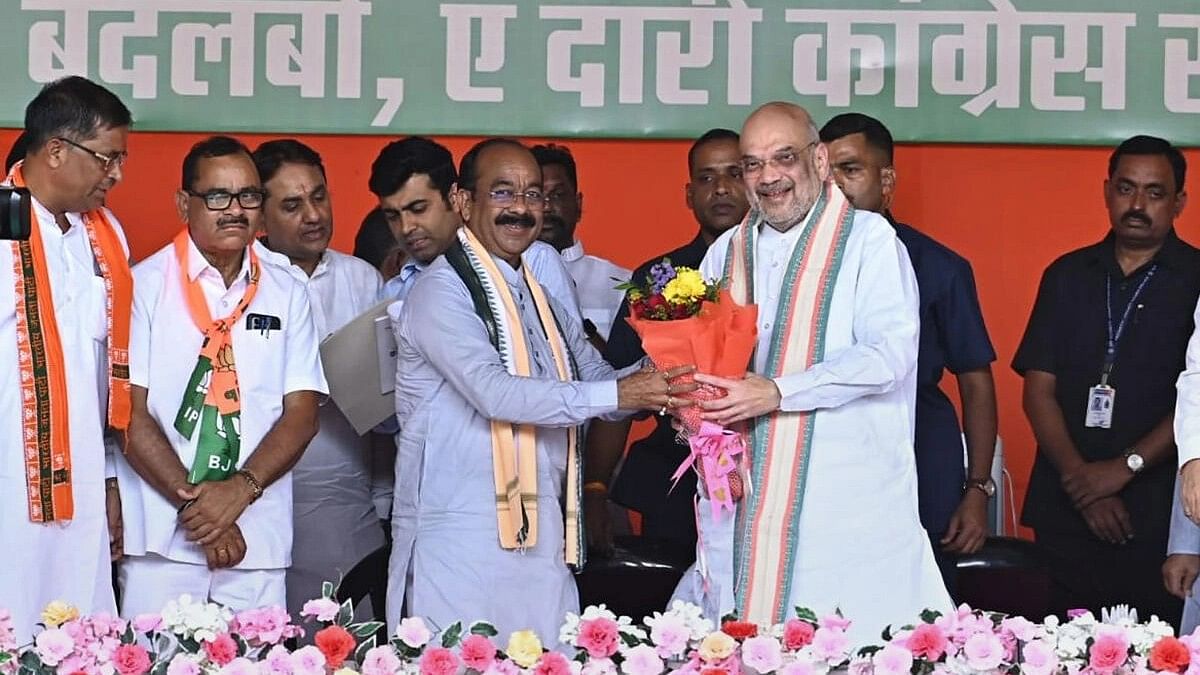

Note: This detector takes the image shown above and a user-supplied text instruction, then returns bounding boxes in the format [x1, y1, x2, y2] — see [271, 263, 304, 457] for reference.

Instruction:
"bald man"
[674, 102, 951, 646]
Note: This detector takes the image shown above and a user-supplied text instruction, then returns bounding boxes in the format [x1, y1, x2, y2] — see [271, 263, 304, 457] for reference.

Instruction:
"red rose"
[700, 668, 730, 675]
[1150, 637, 1191, 673]
[203, 633, 238, 666]
[112, 644, 151, 675]
[314, 625, 357, 668]
[720, 620, 758, 641]
[782, 619, 816, 650]
[419, 646, 460, 675]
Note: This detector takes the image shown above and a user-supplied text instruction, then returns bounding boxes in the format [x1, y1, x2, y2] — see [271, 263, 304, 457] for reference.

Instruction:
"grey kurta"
[386, 251, 637, 642]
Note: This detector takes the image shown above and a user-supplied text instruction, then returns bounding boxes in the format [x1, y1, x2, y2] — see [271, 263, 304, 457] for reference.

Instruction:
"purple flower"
[648, 261, 677, 294]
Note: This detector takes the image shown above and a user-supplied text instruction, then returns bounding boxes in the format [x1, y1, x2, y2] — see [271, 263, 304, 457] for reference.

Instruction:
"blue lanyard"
[1103, 264, 1157, 384]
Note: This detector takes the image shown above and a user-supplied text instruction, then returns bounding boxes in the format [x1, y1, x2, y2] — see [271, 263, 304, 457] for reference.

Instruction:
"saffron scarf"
[171, 231, 260, 483]
[722, 180, 854, 624]
[10, 163, 133, 523]
[445, 227, 585, 568]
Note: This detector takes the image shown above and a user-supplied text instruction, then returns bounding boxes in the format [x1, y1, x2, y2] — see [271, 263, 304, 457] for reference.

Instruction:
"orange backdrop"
[8, 127, 1196, 537]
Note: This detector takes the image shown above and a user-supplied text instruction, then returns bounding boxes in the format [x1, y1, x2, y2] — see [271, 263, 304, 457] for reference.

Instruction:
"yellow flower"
[333, 668, 359, 675]
[698, 631, 737, 661]
[41, 601, 79, 627]
[506, 629, 544, 668]
[663, 268, 708, 304]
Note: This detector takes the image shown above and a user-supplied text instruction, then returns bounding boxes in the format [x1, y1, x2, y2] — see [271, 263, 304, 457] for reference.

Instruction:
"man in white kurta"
[386, 139, 684, 642]
[117, 137, 327, 615]
[252, 139, 386, 615]
[674, 103, 950, 646]
[0, 77, 133, 643]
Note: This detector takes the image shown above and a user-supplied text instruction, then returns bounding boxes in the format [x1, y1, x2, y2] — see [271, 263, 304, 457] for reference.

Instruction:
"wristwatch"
[964, 477, 996, 497]
[1124, 449, 1146, 474]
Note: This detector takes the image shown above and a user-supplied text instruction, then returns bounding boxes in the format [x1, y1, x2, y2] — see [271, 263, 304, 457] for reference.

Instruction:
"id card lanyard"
[1086, 264, 1157, 428]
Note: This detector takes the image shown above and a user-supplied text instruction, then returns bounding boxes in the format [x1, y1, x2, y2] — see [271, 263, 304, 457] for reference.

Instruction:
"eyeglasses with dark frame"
[186, 189, 266, 211]
[487, 188, 548, 209]
[741, 141, 818, 176]
[56, 136, 128, 173]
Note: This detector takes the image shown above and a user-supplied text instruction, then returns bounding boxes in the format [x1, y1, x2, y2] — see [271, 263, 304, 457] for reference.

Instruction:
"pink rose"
[483, 659, 522, 675]
[576, 617, 621, 659]
[650, 617, 691, 658]
[420, 647, 460, 675]
[782, 620, 816, 651]
[262, 645, 294, 675]
[1089, 634, 1131, 674]
[362, 645, 403, 675]
[460, 634, 497, 672]
[290, 645, 327, 675]
[166, 654, 202, 675]
[131, 614, 163, 634]
[204, 633, 238, 667]
[811, 627, 849, 662]
[819, 615, 852, 632]
[300, 598, 340, 623]
[0, 609, 15, 651]
[905, 623, 948, 661]
[218, 657, 258, 675]
[113, 644, 152, 675]
[742, 636, 784, 673]
[623, 645, 664, 675]
[874, 644, 914, 675]
[533, 651, 572, 675]
[232, 606, 300, 646]
[34, 628, 75, 667]
[962, 632, 1004, 671]
[1021, 639, 1058, 675]
[397, 617, 434, 649]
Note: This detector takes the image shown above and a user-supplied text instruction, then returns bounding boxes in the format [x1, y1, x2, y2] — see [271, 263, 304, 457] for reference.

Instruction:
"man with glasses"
[531, 143, 629, 348]
[674, 102, 950, 646]
[1, 76, 134, 643]
[116, 136, 327, 615]
[386, 138, 693, 641]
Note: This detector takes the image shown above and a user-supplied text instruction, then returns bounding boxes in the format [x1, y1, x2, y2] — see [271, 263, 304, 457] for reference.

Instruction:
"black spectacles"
[187, 189, 265, 211]
[741, 141, 818, 176]
[57, 137, 127, 173]
[488, 188, 547, 209]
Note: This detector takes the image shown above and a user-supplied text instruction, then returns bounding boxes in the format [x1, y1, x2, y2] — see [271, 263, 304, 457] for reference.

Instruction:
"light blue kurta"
[386, 250, 637, 642]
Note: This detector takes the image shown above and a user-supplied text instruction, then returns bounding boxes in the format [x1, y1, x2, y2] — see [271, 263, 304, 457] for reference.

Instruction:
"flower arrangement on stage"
[619, 259, 758, 517]
[4, 589, 1196, 675]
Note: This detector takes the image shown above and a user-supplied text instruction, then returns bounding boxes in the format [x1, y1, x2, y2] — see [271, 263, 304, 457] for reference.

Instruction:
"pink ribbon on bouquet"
[671, 421, 745, 519]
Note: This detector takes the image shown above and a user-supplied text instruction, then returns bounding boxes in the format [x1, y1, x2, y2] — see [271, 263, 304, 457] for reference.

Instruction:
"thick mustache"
[496, 214, 536, 228]
[218, 217, 249, 227]
[1122, 210, 1150, 225]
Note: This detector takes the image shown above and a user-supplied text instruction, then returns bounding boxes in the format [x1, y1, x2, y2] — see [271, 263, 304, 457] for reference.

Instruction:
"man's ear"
[881, 166, 897, 210]
[685, 182, 695, 211]
[175, 189, 190, 223]
[453, 185, 473, 223]
[1175, 189, 1188, 218]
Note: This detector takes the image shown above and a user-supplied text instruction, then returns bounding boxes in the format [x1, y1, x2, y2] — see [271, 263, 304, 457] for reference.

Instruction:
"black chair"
[575, 536, 694, 620]
[336, 543, 391, 627]
[954, 536, 1051, 618]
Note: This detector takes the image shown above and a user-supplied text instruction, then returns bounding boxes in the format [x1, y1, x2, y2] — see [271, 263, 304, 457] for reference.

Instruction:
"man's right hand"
[1080, 496, 1134, 545]
[616, 365, 697, 411]
[202, 524, 247, 570]
[1164, 554, 1200, 599]
[584, 491, 615, 557]
[1061, 458, 1132, 510]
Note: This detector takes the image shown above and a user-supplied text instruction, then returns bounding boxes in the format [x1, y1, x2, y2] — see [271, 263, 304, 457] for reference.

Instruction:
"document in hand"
[319, 298, 400, 435]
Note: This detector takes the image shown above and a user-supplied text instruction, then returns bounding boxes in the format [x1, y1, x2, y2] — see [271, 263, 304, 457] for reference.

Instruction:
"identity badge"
[1084, 384, 1115, 429]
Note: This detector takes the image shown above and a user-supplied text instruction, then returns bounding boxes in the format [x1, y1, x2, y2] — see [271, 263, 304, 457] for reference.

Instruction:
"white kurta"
[387, 253, 637, 643]
[674, 209, 951, 646]
[0, 200, 128, 643]
[118, 237, 327, 605]
[256, 243, 387, 615]
[560, 240, 630, 341]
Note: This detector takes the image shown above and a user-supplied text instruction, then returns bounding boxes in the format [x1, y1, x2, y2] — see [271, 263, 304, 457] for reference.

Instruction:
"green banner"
[6, 0, 1200, 144]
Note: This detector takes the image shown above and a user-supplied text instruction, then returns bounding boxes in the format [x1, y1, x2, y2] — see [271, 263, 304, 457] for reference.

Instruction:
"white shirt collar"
[254, 239, 330, 280]
[560, 239, 585, 263]
[186, 234, 251, 284]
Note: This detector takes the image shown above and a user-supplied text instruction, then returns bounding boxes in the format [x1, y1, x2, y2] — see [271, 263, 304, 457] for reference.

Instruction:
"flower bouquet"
[619, 259, 757, 517]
